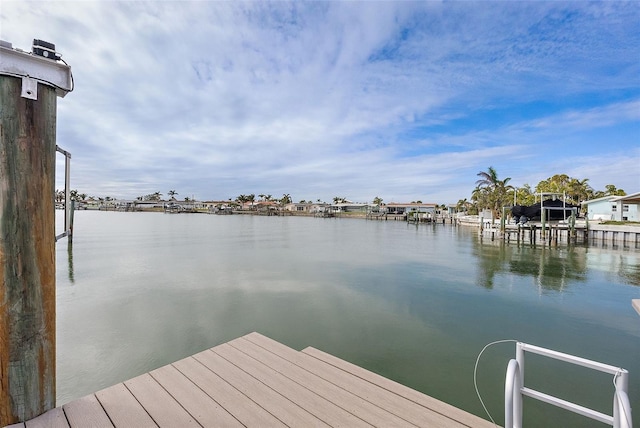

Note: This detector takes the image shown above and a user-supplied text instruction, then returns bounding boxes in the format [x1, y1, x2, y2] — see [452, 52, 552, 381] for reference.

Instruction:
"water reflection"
[472, 237, 638, 290]
[54, 213, 640, 428]
[616, 255, 640, 286]
[67, 241, 75, 284]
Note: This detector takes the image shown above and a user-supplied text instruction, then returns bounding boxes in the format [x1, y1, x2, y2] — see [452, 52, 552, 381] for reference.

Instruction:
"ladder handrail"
[55, 144, 72, 242]
[504, 342, 632, 428]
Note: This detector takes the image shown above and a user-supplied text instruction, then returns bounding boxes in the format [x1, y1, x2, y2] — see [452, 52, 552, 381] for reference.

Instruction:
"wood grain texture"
[62, 394, 112, 428]
[300, 346, 496, 428]
[173, 355, 287, 427]
[211, 343, 371, 428]
[149, 363, 242, 427]
[228, 337, 413, 427]
[192, 347, 328, 427]
[124, 373, 200, 427]
[244, 334, 469, 427]
[95, 382, 156, 428]
[24, 407, 68, 428]
[0, 76, 57, 425]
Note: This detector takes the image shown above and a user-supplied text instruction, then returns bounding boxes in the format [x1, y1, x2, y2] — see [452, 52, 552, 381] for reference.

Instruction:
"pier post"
[0, 41, 72, 424]
[531, 225, 537, 245]
[569, 211, 576, 244]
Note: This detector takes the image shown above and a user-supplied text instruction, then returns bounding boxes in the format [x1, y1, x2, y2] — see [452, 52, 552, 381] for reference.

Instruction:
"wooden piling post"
[531, 224, 537, 245]
[0, 41, 72, 425]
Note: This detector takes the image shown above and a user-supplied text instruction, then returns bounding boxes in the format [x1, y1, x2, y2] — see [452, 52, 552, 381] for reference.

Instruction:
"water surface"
[55, 211, 640, 427]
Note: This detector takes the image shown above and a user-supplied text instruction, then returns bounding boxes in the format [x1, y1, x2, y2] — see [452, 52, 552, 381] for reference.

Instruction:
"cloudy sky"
[2, 1, 639, 203]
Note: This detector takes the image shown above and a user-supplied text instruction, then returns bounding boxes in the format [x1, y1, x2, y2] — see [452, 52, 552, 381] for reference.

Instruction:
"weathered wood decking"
[6, 333, 494, 428]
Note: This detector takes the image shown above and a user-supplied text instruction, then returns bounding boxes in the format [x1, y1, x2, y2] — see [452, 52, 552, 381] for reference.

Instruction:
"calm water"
[55, 211, 640, 427]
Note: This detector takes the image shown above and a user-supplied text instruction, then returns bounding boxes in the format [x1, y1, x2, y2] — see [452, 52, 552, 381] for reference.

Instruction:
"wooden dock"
[6, 333, 494, 428]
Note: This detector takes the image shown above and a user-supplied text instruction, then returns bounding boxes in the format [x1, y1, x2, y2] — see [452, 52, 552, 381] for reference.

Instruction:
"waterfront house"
[447, 204, 459, 215]
[255, 201, 279, 213]
[331, 202, 371, 213]
[581, 191, 640, 221]
[133, 200, 164, 211]
[285, 202, 313, 213]
[384, 203, 437, 215]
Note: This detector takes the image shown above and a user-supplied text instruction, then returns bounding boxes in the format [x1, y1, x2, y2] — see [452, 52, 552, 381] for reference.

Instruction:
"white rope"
[473, 339, 519, 427]
[474, 341, 633, 428]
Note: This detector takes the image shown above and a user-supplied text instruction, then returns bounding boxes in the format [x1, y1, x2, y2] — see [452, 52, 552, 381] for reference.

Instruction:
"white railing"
[55, 145, 72, 242]
[505, 342, 632, 428]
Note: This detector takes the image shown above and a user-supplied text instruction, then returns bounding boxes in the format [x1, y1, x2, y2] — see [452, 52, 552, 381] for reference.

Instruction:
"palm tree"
[54, 189, 65, 203]
[567, 178, 592, 205]
[604, 184, 625, 196]
[475, 166, 501, 189]
[373, 196, 383, 205]
[236, 194, 248, 208]
[280, 194, 292, 204]
[455, 198, 469, 213]
[168, 190, 178, 199]
[475, 167, 513, 219]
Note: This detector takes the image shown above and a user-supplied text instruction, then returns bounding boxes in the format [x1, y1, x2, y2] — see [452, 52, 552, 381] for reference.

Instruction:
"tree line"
[458, 167, 626, 218]
[58, 170, 626, 216]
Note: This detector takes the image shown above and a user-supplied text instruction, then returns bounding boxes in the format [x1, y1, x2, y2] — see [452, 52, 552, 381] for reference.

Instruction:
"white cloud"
[2, 1, 638, 202]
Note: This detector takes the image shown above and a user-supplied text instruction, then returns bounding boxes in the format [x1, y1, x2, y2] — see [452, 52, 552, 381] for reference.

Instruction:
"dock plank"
[301, 346, 495, 428]
[228, 336, 416, 427]
[124, 373, 199, 427]
[62, 394, 113, 428]
[242, 333, 463, 427]
[149, 364, 242, 427]
[188, 348, 328, 427]
[11, 332, 494, 428]
[210, 343, 372, 427]
[173, 355, 287, 427]
[24, 407, 68, 428]
[95, 382, 157, 428]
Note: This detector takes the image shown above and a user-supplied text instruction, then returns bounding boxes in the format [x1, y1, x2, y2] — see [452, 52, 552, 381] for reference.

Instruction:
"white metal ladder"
[505, 342, 632, 428]
[55, 144, 72, 242]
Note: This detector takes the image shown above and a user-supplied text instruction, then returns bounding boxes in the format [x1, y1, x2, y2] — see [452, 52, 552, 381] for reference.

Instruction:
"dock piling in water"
[0, 40, 72, 425]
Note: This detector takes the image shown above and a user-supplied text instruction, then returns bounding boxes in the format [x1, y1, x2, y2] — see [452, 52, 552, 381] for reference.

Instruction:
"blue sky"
[2, 1, 638, 203]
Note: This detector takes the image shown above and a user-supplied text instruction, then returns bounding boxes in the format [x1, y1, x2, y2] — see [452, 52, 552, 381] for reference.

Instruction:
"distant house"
[384, 203, 437, 215]
[581, 192, 640, 221]
[255, 201, 279, 213]
[331, 203, 371, 213]
[284, 202, 312, 213]
[134, 200, 163, 210]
